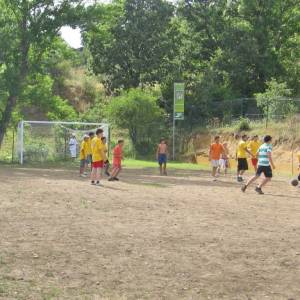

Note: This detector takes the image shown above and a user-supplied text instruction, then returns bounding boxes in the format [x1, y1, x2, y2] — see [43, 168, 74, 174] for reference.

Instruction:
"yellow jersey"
[237, 141, 248, 158]
[80, 140, 89, 160]
[87, 138, 92, 155]
[248, 141, 261, 157]
[91, 136, 104, 162]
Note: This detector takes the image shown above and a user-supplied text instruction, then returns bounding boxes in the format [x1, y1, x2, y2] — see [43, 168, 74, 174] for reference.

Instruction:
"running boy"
[79, 135, 90, 177]
[90, 128, 107, 186]
[248, 135, 261, 172]
[236, 134, 253, 182]
[241, 135, 275, 194]
[209, 136, 224, 180]
[156, 138, 168, 176]
[109, 139, 124, 181]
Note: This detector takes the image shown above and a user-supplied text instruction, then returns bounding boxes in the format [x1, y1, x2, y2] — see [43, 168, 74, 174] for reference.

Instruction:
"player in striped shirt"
[241, 135, 275, 195]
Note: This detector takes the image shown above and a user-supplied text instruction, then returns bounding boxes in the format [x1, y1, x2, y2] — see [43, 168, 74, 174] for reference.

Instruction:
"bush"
[107, 88, 166, 156]
[236, 117, 251, 131]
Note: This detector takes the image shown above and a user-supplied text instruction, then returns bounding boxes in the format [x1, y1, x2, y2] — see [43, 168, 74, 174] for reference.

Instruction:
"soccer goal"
[16, 121, 109, 164]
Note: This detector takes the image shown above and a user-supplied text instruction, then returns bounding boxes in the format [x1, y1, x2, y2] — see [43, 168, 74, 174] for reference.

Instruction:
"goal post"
[16, 120, 109, 164]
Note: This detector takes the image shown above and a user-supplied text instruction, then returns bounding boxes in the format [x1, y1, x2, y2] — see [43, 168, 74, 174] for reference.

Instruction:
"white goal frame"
[17, 120, 109, 164]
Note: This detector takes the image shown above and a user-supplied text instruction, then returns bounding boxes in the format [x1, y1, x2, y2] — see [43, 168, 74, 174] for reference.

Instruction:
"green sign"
[174, 83, 185, 120]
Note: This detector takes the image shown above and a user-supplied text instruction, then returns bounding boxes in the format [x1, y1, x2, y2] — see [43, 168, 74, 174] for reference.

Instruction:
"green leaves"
[84, 0, 177, 92]
[107, 88, 165, 154]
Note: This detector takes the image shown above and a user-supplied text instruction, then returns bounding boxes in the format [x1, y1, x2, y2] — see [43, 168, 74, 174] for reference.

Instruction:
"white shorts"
[211, 160, 220, 168]
[219, 159, 229, 169]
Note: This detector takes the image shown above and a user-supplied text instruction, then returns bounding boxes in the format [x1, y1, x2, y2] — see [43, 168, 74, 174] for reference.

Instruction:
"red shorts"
[113, 160, 121, 169]
[92, 161, 104, 168]
[251, 158, 258, 167]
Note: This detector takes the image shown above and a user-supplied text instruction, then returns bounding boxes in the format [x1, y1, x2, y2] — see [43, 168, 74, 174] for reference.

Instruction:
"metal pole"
[11, 129, 15, 163]
[172, 115, 175, 161]
[20, 121, 24, 165]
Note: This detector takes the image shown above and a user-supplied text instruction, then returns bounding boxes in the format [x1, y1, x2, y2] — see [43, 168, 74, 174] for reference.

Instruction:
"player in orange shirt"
[109, 139, 124, 181]
[209, 136, 224, 181]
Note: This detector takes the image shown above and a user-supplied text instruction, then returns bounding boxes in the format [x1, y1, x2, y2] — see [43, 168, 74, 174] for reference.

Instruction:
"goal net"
[16, 121, 109, 164]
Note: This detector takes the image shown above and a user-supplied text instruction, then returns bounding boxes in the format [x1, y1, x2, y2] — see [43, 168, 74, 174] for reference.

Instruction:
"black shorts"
[256, 165, 273, 178]
[237, 158, 248, 171]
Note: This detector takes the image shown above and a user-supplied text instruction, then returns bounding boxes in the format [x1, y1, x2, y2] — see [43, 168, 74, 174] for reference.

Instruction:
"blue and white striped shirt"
[258, 143, 272, 166]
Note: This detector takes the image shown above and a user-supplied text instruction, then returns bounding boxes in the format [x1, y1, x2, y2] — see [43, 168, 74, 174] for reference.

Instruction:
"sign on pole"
[174, 83, 185, 120]
[173, 82, 185, 160]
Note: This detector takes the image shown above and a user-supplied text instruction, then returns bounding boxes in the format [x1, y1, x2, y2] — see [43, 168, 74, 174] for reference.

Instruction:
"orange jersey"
[210, 143, 224, 160]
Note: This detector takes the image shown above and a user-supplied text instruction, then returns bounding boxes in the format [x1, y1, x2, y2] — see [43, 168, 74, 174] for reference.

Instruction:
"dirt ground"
[0, 165, 299, 300]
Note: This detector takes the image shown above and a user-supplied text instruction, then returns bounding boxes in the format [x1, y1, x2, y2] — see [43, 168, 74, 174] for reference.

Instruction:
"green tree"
[107, 88, 165, 155]
[0, 0, 83, 146]
[255, 79, 296, 120]
[83, 0, 177, 92]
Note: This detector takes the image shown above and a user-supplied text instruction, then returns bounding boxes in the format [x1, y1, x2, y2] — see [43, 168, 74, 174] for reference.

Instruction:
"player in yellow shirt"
[248, 135, 261, 172]
[90, 128, 107, 186]
[236, 134, 254, 182]
[79, 135, 90, 177]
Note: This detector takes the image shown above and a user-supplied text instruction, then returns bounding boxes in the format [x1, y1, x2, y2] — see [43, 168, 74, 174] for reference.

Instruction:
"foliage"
[107, 88, 165, 155]
[0, 0, 84, 146]
[235, 117, 251, 132]
[83, 0, 178, 92]
[255, 79, 297, 119]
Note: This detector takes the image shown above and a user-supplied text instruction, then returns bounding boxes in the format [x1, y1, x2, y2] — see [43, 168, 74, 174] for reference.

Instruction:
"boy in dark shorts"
[236, 134, 253, 182]
[156, 138, 168, 175]
[241, 135, 275, 195]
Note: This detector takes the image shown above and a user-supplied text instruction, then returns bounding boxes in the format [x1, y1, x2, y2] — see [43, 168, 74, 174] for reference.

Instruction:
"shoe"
[95, 182, 102, 186]
[105, 171, 110, 177]
[108, 178, 114, 182]
[212, 177, 217, 181]
[241, 184, 247, 192]
[91, 181, 96, 185]
[80, 174, 87, 178]
[83, 172, 88, 176]
[255, 187, 264, 195]
[113, 177, 119, 181]
[237, 176, 244, 182]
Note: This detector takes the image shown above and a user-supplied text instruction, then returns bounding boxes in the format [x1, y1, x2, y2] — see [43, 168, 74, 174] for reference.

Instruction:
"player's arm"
[156, 145, 160, 159]
[267, 152, 275, 169]
[208, 145, 212, 161]
[245, 146, 254, 157]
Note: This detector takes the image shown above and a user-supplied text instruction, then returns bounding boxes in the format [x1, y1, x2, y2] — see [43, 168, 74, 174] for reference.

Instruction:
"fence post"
[11, 129, 15, 163]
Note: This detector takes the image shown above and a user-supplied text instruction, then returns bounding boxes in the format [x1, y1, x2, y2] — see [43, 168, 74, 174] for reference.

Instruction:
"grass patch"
[123, 158, 209, 171]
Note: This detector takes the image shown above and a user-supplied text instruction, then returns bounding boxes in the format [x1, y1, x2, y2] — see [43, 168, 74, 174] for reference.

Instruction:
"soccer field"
[0, 165, 299, 299]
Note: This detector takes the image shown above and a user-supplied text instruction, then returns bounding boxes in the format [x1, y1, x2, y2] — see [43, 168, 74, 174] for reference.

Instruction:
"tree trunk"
[0, 96, 17, 148]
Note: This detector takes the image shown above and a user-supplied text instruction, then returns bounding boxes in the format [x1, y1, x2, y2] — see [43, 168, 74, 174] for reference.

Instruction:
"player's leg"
[80, 159, 86, 177]
[95, 166, 102, 185]
[159, 163, 163, 175]
[90, 166, 97, 184]
[256, 166, 272, 194]
[113, 167, 122, 180]
[163, 162, 167, 175]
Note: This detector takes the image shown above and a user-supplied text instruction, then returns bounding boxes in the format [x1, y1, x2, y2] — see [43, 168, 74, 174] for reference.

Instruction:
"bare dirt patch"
[0, 165, 299, 299]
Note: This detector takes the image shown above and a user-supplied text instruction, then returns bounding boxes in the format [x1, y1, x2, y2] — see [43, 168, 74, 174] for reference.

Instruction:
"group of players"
[78, 128, 124, 185]
[75, 128, 300, 192]
[209, 134, 300, 194]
